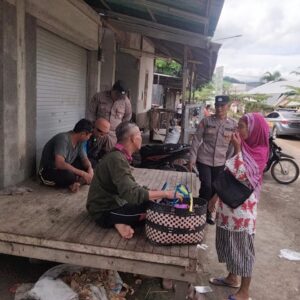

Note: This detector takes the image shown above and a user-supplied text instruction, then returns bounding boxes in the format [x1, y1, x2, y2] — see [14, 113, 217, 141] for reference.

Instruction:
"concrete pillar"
[0, 0, 3, 187]
[115, 52, 139, 121]
[86, 50, 98, 112]
[0, 0, 36, 188]
[100, 28, 116, 91]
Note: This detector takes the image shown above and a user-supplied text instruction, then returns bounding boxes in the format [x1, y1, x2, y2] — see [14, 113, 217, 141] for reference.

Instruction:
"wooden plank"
[0, 169, 201, 270]
[64, 215, 95, 243]
[46, 198, 87, 239]
[53, 210, 88, 241]
[0, 233, 190, 266]
[115, 233, 129, 250]
[179, 245, 189, 259]
[188, 244, 197, 260]
[0, 241, 197, 283]
[170, 245, 181, 257]
[107, 228, 122, 249]
[81, 223, 109, 246]
[134, 229, 148, 252]
[0, 190, 77, 237]
[124, 226, 142, 251]
[79, 221, 98, 243]
[99, 229, 121, 248]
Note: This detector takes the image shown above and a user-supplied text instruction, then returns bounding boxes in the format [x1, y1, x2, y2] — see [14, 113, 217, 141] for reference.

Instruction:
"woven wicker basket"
[145, 198, 207, 246]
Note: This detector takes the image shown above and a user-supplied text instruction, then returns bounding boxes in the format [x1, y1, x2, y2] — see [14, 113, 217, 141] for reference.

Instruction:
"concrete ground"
[0, 137, 299, 300]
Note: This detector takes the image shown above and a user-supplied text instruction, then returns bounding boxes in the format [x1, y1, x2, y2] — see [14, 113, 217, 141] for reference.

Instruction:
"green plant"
[155, 59, 182, 76]
[260, 71, 284, 83]
[193, 82, 215, 102]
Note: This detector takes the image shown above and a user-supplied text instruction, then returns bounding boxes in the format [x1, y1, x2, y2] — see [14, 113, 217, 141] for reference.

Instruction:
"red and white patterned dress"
[215, 152, 258, 277]
[216, 152, 258, 235]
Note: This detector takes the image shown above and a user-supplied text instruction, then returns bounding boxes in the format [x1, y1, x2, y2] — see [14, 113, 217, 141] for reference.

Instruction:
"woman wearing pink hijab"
[208, 113, 269, 300]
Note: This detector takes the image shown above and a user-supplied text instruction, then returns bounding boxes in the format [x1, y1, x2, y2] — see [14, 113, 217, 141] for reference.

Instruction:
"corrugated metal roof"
[266, 94, 283, 106]
[246, 81, 300, 95]
[85, 0, 224, 36]
[84, 0, 224, 84]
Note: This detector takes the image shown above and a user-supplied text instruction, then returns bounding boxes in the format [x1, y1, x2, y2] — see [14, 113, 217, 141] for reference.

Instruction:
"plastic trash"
[279, 249, 300, 261]
[194, 286, 213, 293]
[164, 126, 181, 144]
[197, 244, 208, 250]
[21, 264, 124, 300]
[26, 277, 78, 300]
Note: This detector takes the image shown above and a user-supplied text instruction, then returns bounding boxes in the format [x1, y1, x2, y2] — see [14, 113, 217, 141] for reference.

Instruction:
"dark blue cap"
[215, 95, 230, 104]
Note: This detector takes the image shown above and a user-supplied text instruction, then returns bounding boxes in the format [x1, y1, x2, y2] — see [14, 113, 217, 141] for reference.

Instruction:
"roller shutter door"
[36, 28, 87, 164]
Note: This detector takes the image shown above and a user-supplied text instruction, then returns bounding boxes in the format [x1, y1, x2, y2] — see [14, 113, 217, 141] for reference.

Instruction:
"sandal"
[226, 295, 252, 300]
[209, 277, 240, 288]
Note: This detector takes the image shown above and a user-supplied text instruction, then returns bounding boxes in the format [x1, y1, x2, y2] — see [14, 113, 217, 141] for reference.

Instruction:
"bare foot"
[69, 182, 80, 193]
[114, 224, 134, 239]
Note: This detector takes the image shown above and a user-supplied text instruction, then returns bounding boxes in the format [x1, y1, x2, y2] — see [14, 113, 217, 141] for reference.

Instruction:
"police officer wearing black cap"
[87, 80, 132, 147]
[189, 95, 237, 224]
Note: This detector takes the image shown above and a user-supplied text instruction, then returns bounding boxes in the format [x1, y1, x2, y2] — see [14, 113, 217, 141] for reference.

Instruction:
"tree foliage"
[193, 82, 215, 102]
[154, 58, 182, 76]
[291, 67, 300, 76]
[260, 71, 283, 83]
[223, 76, 244, 83]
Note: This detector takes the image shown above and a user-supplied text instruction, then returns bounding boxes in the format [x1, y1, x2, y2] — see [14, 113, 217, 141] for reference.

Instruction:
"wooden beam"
[108, 19, 209, 49]
[182, 46, 188, 104]
[101, 19, 125, 42]
[0, 241, 197, 283]
[16, 0, 26, 179]
[100, 0, 111, 11]
[119, 46, 178, 61]
[146, 7, 157, 22]
[204, 0, 211, 35]
[129, 0, 208, 25]
[103, 11, 209, 45]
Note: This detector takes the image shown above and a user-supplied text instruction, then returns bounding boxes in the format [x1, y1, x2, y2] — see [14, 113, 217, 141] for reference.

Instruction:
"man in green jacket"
[87, 122, 180, 239]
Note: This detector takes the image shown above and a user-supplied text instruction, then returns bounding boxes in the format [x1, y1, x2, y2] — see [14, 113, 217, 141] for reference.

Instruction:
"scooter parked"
[264, 137, 299, 184]
[134, 143, 191, 172]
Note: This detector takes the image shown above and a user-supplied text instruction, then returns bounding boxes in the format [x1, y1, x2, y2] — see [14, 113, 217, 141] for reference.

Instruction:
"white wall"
[136, 38, 154, 128]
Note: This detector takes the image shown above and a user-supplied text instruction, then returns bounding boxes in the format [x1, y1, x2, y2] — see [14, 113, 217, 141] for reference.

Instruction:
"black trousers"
[196, 162, 225, 202]
[39, 159, 85, 188]
[96, 203, 147, 229]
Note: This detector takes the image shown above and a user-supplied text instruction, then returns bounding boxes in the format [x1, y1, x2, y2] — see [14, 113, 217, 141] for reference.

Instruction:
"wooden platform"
[0, 168, 201, 298]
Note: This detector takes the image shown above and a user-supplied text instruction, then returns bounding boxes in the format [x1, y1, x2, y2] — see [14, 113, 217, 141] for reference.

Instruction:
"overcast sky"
[213, 0, 300, 82]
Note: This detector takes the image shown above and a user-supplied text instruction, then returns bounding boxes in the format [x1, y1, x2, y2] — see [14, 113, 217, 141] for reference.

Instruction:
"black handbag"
[212, 170, 254, 209]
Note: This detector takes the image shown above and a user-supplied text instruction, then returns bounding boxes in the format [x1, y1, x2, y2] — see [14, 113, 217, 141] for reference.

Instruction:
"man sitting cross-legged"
[39, 119, 94, 193]
[86, 121, 181, 239]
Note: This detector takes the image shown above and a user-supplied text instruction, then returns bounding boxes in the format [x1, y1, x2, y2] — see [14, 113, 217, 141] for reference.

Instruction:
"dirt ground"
[0, 137, 299, 300]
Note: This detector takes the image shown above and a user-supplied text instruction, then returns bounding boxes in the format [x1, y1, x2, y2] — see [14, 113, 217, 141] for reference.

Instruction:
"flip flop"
[209, 277, 240, 288]
[226, 295, 252, 300]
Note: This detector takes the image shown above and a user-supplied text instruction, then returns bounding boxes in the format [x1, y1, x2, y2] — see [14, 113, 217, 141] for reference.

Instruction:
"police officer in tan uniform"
[189, 95, 237, 224]
[87, 80, 132, 148]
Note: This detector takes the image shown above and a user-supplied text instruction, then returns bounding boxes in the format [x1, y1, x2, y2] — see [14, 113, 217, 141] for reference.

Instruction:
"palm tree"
[260, 71, 283, 83]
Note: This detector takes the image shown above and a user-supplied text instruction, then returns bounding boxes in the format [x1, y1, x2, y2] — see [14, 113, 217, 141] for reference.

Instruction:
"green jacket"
[86, 150, 149, 220]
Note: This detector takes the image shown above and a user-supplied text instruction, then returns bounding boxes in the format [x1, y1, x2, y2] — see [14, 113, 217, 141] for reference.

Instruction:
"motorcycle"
[264, 137, 299, 184]
[133, 143, 191, 172]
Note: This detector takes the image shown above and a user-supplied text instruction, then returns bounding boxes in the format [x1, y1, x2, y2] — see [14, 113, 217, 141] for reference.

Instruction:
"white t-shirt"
[176, 103, 182, 114]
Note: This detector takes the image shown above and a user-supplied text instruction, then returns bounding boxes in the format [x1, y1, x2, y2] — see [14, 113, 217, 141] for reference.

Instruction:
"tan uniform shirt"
[190, 115, 237, 167]
[87, 91, 132, 131]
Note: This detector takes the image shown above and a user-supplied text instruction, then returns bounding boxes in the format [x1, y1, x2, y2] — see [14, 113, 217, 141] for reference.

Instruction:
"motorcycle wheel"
[172, 163, 189, 172]
[271, 158, 299, 184]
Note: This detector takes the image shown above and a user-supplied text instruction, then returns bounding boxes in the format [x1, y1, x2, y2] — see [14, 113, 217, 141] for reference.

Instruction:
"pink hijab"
[240, 113, 269, 189]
